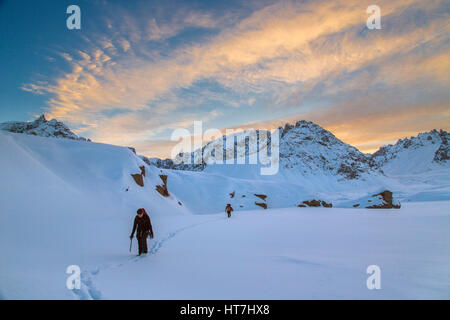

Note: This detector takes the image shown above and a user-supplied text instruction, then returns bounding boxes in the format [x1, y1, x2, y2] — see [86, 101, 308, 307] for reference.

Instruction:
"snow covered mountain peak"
[142, 120, 449, 183]
[279, 120, 324, 136]
[147, 119, 377, 179]
[278, 120, 342, 146]
[277, 120, 376, 179]
[371, 129, 449, 168]
[0, 114, 90, 141]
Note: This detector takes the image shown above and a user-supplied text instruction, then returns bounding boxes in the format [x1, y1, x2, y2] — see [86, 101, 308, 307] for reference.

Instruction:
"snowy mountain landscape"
[0, 115, 90, 141]
[2, 0, 449, 306]
[0, 116, 449, 299]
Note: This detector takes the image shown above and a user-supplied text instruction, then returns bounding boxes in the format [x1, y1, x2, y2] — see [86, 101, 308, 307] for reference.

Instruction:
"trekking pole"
[129, 238, 133, 252]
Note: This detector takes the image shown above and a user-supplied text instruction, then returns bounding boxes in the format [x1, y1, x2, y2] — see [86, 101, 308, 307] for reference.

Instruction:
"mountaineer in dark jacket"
[225, 204, 233, 218]
[130, 208, 154, 255]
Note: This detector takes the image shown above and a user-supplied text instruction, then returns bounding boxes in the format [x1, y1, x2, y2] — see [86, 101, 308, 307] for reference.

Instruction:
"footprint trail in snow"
[71, 217, 223, 300]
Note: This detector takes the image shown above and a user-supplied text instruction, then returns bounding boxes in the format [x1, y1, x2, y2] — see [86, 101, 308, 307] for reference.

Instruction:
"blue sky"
[0, 0, 449, 157]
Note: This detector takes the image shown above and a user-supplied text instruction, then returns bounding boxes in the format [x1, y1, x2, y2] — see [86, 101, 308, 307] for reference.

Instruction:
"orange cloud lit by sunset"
[21, 0, 450, 158]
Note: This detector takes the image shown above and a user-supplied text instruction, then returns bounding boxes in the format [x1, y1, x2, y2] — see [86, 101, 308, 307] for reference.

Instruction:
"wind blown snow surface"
[0, 131, 449, 299]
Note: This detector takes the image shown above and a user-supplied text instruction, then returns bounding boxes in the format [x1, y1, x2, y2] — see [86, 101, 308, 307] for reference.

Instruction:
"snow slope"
[0, 129, 449, 299]
[91, 203, 450, 299]
[0, 130, 188, 299]
[150, 123, 450, 206]
[168, 164, 394, 214]
[150, 120, 396, 213]
[371, 129, 450, 202]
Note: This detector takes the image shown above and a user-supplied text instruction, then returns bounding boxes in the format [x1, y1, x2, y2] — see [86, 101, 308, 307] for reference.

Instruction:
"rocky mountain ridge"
[0, 115, 90, 141]
[371, 129, 449, 167]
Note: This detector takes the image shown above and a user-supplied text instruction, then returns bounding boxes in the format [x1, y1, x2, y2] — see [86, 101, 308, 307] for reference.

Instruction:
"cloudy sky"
[0, 0, 449, 157]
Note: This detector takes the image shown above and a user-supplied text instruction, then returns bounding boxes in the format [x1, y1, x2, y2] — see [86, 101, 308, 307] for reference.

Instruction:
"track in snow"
[71, 217, 223, 300]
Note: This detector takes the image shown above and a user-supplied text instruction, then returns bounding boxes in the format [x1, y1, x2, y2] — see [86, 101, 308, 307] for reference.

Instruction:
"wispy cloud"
[22, 0, 450, 156]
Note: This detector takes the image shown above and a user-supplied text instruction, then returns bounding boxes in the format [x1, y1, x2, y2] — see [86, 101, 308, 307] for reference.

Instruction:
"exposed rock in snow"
[255, 202, 267, 209]
[139, 166, 146, 177]
[130, 166, 146, 187]
[131, 173, 144, 187]
[156, 174, 170, 197]
[348, 190, 401, 209]
[433, 130, 449, 162]
[298, 199, 333, 208]
[0, 115, 90, 141]
[434, 143, 449, 162]
[254, 194, 267, 201]
[139, 155, 152, 166]
[366, 190, 401, 209]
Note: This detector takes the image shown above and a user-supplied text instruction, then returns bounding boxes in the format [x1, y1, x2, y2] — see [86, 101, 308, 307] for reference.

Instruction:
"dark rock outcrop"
[434, 131, 449, 161]
[130, 166, 147, 187]
[139, 166, 146, 177]
[366, 190, 400, 209]
[156, 175, 170, 197]
[299, 199, 333, 208]
[131, 174, 144, 187]
[255, 202, 267, 209]
[254, 194, 267, 201]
